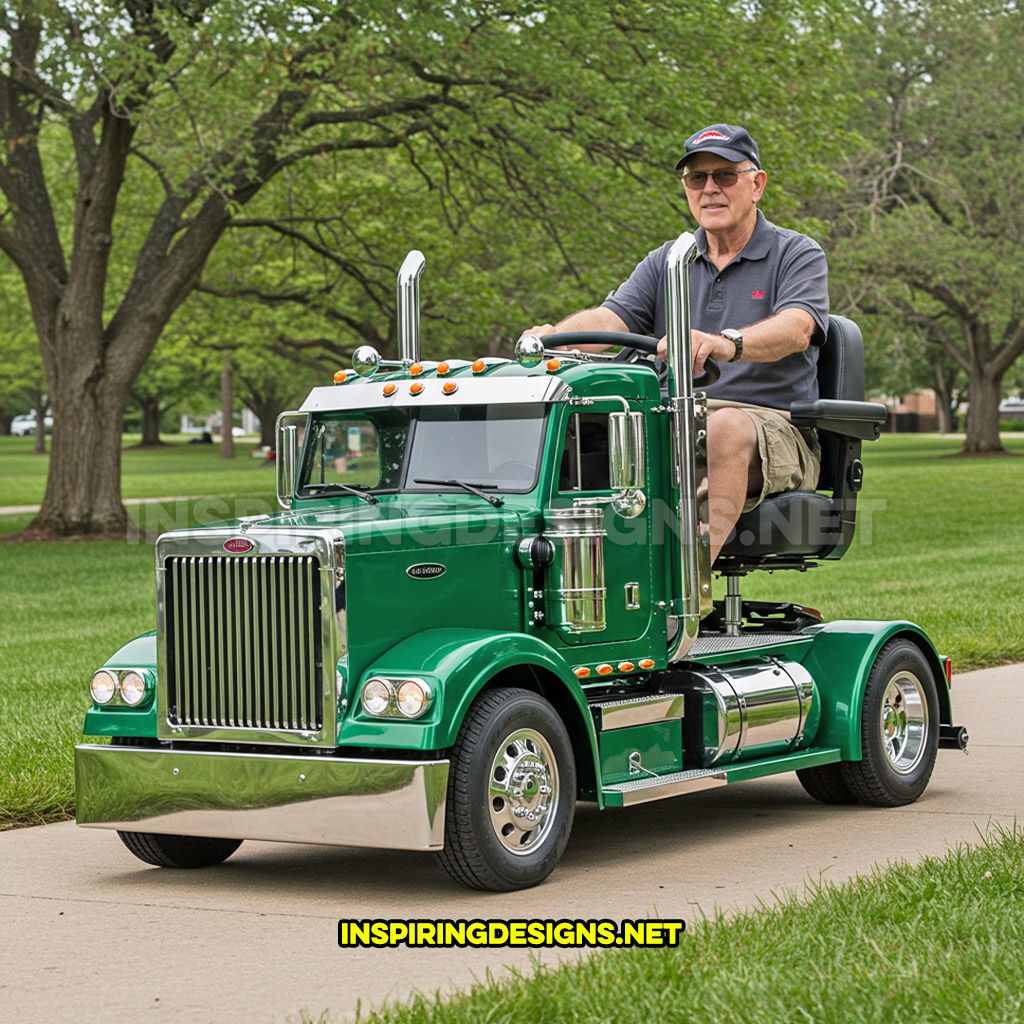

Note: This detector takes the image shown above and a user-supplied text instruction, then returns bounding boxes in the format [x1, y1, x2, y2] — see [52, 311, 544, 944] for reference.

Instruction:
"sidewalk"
[1, 663, 1020, 1024]
[0, 496, 208, 515]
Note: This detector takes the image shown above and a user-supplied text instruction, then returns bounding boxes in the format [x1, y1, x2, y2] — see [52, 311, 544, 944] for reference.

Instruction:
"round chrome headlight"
[360, 677, 393, 716]
[396, 679, 432, 719]
[90, 669, 117, 705]
[119, 670, 147, 706]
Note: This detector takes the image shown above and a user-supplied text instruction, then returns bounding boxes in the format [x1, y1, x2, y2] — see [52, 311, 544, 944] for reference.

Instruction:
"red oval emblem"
[223, 537, 254, 554]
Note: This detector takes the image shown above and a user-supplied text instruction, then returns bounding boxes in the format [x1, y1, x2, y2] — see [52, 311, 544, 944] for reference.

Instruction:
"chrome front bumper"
[74, 744, 448, 851]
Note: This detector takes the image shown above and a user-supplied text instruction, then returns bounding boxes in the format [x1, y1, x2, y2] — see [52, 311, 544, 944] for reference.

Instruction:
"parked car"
[10, 413, 53, 436]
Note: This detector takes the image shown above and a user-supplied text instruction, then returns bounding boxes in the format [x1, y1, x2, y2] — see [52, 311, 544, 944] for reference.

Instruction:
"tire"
[117, 830, 243, 868]
[839, 638, 940, 807]
[436, 687, 576, 892]
[796, 762, 859, 804]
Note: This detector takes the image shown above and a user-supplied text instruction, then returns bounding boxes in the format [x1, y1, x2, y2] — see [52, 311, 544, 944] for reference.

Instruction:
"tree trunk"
[220, 355, 235, 459]
[139, 397, 164, 446]
[26, 375, 129, 536]
[246, 396, 285, 448]
[932, 355, 954, 434]
[963, 368, 1004, 454]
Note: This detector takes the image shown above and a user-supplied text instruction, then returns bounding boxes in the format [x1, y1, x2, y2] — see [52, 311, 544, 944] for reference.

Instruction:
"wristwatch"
[722, 328, 743, 362]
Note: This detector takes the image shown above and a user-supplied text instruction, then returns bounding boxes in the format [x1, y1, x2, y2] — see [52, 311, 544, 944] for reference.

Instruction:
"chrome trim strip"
[75, 745, 448, 851]
[594, 694, 686, 731]
[299, 377, 572, 412]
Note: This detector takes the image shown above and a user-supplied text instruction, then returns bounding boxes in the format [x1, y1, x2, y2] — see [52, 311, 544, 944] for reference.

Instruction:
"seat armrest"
[790, 399, 888, 441]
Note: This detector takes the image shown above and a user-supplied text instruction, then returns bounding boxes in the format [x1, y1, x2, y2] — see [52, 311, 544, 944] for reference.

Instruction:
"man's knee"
[707, 407, 758, 461]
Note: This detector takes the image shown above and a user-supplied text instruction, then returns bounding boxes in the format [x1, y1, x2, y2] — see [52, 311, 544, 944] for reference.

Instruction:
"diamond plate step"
[602, 767, 727, 807]
[688, 632, 808, 656]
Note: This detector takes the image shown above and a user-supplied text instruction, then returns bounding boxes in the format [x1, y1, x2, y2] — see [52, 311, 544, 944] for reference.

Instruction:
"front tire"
[117, 831, 243, 868]
[840, 638, 940, 807]
[436, 687, 576, 891]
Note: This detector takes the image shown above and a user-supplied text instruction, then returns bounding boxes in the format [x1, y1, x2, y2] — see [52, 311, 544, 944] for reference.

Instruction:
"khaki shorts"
[708, 400, 821, 512]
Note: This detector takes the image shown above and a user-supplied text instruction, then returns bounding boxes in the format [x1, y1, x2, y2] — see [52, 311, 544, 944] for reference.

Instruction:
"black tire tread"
[839, 638, 938, 807]
[117, 830, 242, 868]
[796, 763, 859, 805]
[436, 687, 574, 892]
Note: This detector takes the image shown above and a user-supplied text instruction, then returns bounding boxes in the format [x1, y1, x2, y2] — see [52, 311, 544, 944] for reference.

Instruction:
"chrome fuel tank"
[685, 659, 816, 767]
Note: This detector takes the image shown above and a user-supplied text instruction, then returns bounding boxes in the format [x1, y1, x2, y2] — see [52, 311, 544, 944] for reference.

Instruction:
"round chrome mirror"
[514, 334, 545, 368]
[352, 345, 381, 378]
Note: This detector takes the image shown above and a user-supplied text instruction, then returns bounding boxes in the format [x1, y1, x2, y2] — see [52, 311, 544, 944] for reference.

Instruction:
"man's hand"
[655, 329, 737, 371]
[523, 324, 557, 339]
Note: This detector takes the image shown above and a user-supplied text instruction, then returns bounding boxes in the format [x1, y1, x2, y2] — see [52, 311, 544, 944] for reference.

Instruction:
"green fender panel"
[82, 631, 159, 737]
[338, 628, 602, 800]
[799, 620, 950, 761]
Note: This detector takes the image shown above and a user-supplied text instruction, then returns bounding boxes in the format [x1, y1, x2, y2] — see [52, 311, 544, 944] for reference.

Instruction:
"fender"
[800, 620, 950, 760]
[338, 628, 602, 799]
[82, 632, 159, 737]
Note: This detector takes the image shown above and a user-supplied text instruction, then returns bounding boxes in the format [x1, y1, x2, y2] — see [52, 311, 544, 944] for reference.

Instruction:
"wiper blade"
[305, 482, 378, 505]
[413, 478, 504, 508]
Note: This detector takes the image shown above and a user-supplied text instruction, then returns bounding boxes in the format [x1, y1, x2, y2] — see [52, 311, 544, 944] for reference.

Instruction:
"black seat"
[715, 315, 887, 572]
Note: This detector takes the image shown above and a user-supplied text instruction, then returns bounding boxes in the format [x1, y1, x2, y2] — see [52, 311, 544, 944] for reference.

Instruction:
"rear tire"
[840, 638, 939, 807]
[117, 831, 242, 868]
[436, 687, 576, 891]
[796, 762, 859, 804]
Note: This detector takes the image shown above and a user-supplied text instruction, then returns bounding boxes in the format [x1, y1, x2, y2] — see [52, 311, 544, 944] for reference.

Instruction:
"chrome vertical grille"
[164, 556, 323, 732]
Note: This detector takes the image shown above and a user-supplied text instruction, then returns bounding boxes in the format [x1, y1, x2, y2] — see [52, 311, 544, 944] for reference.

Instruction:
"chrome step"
[591, 693, 686, 731]
[602, 767, 727, 806]
[688, 632, 807, 656]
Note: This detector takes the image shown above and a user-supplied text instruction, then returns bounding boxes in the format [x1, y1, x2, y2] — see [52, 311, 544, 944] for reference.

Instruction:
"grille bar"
[165, 555, 323, 732]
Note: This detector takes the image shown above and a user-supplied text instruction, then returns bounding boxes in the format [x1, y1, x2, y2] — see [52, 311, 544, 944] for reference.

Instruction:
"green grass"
[295, 824, 1024, 1024]
[0, 433, 1020, 830]
[0, 434, 277, 508]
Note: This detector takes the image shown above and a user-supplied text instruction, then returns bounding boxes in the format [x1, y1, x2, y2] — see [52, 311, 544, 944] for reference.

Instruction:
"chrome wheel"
[488, 728, 558, 855]
[880, 670, 928, 775]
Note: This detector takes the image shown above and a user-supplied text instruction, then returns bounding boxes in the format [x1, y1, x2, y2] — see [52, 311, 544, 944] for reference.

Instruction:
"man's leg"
[706, 407, 762, 564]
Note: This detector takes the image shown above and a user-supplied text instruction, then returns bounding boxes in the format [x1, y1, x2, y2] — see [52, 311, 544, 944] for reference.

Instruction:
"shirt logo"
[752, 290, 765, 299]
[695, 130, 730, 143]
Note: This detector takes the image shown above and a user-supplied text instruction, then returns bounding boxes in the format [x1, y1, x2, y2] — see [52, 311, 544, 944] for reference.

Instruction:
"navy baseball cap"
[675, 124, 760, 170]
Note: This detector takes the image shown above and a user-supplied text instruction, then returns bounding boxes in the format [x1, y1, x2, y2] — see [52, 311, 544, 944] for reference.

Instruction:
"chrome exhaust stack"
[665, 233, 712, 662]
[397, 250, 426, 363]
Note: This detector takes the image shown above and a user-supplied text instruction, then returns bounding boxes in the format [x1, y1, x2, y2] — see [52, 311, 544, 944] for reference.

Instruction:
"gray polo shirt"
[602, 211, 829, 409]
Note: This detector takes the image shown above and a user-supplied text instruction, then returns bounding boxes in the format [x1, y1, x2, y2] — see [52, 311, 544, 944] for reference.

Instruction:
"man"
[526, 123, 829, 563]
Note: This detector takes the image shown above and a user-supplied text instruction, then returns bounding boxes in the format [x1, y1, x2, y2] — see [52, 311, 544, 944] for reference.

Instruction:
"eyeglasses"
[681, 167, 759, 190]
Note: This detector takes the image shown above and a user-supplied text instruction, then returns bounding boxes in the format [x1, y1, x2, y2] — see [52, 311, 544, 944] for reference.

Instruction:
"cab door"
[553, 405, 653, 645]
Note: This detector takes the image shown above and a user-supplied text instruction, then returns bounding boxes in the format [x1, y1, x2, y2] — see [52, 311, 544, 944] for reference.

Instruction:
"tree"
[830, 0, 1024, 453]
[1, 1, 856, 535]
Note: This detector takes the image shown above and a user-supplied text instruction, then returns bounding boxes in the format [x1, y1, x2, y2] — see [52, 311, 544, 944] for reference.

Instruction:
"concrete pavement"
[1, 663, 1021, 1024]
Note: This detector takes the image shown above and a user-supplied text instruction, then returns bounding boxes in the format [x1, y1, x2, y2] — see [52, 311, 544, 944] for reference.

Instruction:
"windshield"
[298, 403, 547, 496]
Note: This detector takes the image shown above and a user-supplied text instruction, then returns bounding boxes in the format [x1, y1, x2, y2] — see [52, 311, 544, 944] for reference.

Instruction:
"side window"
[558, 413, 610, 492]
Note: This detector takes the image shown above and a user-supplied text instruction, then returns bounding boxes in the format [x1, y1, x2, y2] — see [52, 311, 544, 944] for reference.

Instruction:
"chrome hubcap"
[880, 671, 928, 775]
[488, 728, 558, 855]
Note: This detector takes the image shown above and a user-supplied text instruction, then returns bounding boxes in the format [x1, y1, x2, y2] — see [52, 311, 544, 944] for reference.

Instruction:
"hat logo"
[695, 130, 731, 143]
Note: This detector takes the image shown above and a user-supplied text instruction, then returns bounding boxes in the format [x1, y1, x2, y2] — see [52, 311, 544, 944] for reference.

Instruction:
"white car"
[11, 413, 52, 436]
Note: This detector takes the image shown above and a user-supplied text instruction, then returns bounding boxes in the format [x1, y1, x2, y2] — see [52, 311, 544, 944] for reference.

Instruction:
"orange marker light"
[638, 659, 656, 670]
[574, 667, 591, 679]
[382, 383, 397, 397]
[410, 362, 423, 376]
[437, 361, 450, 375]
[472, 359, 486, 373]
[597, 664, 613, 676]
[618, 662, 635, 672]
[546, 358, 561, 372]
[333, 370, 346, 383]
[442, 382, 458, 395]
[409, 382, 424, 395]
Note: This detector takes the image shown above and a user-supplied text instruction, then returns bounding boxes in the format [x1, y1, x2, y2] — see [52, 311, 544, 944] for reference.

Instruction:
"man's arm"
[656, 308, 816, 373]
[525, 306, 632, 352]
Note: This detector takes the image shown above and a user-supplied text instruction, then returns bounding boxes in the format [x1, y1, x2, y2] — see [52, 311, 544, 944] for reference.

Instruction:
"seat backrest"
[816, 315, 865, 492]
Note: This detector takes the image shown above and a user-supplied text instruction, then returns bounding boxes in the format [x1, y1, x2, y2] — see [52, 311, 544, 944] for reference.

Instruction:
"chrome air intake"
[544, 507, 607, 633]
